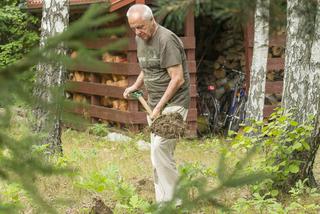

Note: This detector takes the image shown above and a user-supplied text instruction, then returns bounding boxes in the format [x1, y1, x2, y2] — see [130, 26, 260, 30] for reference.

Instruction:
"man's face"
[128, 16, 154, 41]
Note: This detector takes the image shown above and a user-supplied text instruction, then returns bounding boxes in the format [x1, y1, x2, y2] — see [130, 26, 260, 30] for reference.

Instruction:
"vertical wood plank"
[184, 8, 197, 137]
[90, 73, 100, 123]
[126, 26, 140, 131]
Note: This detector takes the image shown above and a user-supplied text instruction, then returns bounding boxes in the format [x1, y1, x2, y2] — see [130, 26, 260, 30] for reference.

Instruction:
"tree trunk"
[299, 1, 320, 187]
[33, 0, 69, 154]
[281, 0, 319, 188]
[282, 0, 315, 123]
[245, 0, 270, 122]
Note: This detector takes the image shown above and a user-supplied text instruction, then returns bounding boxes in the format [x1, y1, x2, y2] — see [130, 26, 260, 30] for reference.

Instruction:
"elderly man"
[123, 4, 190, 203]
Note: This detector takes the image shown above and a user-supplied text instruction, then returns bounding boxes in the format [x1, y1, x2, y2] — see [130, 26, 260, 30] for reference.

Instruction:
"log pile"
[69, 51, 90, 82]
[68, 49, 130, 123]
[197, 19, 246, 100]
[197, 19, 286, 114]
[100, 51, 129, 112]
[265, 27, 286, 106]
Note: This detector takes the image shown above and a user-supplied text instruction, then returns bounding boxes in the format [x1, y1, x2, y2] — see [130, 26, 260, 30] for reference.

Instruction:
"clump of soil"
[89, 197, 113, 214]
[150, 113, 186, 139]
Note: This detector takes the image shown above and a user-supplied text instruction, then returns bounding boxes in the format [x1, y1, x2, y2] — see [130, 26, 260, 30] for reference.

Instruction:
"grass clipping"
[150, 113, 186, 139]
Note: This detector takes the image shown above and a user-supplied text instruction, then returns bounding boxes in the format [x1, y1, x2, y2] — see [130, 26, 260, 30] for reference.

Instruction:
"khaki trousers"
[147, 106, 188, 202]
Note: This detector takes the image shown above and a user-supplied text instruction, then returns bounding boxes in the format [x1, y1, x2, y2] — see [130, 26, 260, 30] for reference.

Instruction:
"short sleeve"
[160, 36, 183, 69]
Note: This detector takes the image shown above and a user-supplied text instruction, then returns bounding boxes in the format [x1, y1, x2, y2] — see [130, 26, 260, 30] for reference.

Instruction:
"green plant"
[288, 179, 320, 199]
[232, 190, 320, 214]
[229, 108, 314, 194]
[74, 165, 151, 213]
[0, 183, 25, 210]
[152, 146, 268, 214]
[0, 3, 127, 213]
[88, 123, 109, 137]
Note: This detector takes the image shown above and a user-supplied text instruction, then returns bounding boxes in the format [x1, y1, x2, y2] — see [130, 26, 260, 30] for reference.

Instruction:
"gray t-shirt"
[136, 25, 190, 109]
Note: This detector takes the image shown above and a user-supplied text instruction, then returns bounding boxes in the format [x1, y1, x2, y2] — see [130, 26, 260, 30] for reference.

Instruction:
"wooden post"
[184, 8, 197, 137]
[127, 27, 140, 131]
[90, 73, 100, 123]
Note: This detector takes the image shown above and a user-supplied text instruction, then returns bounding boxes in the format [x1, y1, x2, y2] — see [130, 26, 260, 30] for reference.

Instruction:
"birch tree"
[33, 0, 69, 154]
[281, 0, 319, 187]
[296, 1, 320, 187]
[282, 0, 315, 121]
[246, 0, 270, 122]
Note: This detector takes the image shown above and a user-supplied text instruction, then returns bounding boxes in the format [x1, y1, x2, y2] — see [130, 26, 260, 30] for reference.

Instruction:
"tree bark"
[246, 0, 270, 122]
[282, 0, 315, 123]
[301, 1, 320, 187]
[281, 0, 319, 188]
[33, 0, 69, 154]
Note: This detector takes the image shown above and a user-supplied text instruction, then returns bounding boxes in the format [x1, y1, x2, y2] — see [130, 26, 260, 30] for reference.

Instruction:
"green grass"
[2, 112, 320, 213]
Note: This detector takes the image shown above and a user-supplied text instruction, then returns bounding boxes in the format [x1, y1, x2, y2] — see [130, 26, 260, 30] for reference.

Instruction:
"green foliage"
[152, 146, 269, 214]
[232, 180, 320, 213]
[88, 123, 109, 137]
[0, 1, 39, 67]
[0, 3, 127, 213]
[0, 1, 39, 106]
[155, 0, 256, 34]
[0, 183, 25, 212]
[288, 179, 320, 199]
[228, 108, 314, 194]
[155, 0, 286, 39]
[74, 165, 151, 213]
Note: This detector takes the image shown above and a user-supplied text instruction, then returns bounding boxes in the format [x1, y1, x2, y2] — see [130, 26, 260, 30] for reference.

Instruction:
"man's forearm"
[132, 71, 144, 89]
[154, 64, 185, 112]
[155, 77, 184, 111]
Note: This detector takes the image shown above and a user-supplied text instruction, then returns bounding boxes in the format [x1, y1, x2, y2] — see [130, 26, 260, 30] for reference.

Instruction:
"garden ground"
[2, 112, 320, 213]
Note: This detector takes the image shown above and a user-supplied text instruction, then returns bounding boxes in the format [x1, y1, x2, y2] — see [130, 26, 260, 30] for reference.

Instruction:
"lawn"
[2, 112, 320, 213]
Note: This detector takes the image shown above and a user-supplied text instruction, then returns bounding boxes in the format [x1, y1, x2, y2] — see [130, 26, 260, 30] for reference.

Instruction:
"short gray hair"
[126, 4, 153, 20]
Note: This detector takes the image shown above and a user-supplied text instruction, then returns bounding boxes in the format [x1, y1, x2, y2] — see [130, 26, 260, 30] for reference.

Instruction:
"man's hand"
[123, 71, 144, 99]
[123, 85, 137, 99]
[150, 106, 161, 120]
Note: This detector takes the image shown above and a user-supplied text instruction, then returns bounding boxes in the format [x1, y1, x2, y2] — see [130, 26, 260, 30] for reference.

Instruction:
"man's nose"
[135, 28, 142, 35]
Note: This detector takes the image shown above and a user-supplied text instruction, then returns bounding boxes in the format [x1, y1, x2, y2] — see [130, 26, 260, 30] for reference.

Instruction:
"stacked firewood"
[67, 51, 90, 104]
[69, 51, 90, 82]
[102, 52, 128, 63]
[265, 27, 286, 105]
[100, 74, 129, 112]
[207, 21, 246, 99]
[100, 52, 129, 112]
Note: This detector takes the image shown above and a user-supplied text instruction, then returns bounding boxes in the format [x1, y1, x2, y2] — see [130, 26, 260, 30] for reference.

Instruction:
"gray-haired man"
[123, 4, 190, 203]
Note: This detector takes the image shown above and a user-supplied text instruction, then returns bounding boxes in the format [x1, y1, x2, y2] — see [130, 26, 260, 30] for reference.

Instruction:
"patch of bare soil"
[134, 177, 154, 203]
[150, 113, 186, 139]
[89, 197, 113, 214]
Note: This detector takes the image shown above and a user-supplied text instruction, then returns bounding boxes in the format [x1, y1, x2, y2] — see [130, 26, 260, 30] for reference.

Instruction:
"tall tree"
[245, 0, 270, 122]
[33, 0, 69, 154]
[297, 1, 320, 187]
[281, 0, 319, 187]
[282, 0, 315, 119]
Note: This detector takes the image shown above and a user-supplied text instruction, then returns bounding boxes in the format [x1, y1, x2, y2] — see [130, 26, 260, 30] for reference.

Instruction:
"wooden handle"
[137, 96, 153, 115]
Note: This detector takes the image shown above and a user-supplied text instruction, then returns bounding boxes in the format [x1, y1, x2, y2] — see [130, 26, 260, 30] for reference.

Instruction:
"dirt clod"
[89, 197, 113, 214]
[150, 113, 186, 139]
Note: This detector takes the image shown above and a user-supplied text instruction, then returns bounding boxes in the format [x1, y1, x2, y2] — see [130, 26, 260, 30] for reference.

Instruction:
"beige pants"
[147, 106, 188, 202]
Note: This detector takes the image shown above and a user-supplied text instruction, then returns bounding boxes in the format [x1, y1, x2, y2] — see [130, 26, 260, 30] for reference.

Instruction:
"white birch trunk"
[307, 2, 320, 126]
[282, 0, 313, 123]
[281, 0, 319, 188]
[33, 0, 69, 154]
[246, 0, 270, 122]
[302, 1, 320, 187]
